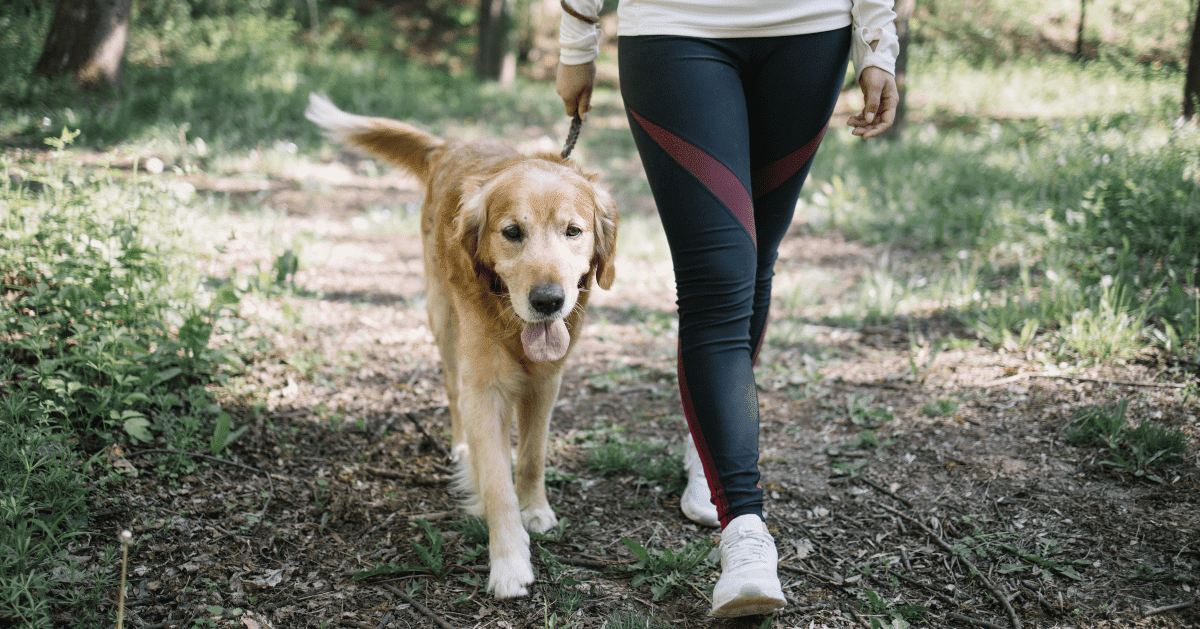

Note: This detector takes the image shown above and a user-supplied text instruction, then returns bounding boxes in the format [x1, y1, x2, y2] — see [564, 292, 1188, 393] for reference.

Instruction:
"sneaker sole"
[709, 595, 786, 618]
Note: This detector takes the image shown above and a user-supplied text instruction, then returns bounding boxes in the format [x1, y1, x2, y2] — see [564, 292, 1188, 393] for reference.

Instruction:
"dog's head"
[456, 159, 619, 362]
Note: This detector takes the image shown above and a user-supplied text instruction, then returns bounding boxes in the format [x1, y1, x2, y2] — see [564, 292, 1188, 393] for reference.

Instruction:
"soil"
[88, 111, 1199, 629]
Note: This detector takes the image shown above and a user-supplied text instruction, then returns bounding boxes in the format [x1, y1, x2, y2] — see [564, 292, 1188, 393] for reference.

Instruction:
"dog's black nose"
[529, 283, 565, 315]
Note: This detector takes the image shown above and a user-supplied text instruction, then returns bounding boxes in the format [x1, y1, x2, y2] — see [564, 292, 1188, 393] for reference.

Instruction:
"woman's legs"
[619, 30, 850, 529]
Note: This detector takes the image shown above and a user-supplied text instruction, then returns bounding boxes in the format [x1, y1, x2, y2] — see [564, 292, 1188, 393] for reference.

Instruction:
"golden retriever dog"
[305, 94, 618, 598]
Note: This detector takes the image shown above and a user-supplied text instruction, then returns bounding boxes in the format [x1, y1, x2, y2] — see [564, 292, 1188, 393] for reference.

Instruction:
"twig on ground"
[850, 609, 874, 629]
[1144, 599, 1196, 617]
[405, 367, 424, 387]
[780, 563, 843, 586]
[127, 448, 274, 531]
[981, 372, 1189, 389]
[855, 475, 913, 507]
[890, 571, 960, 608]
[555, 556, 620, 570]
[776, 604, 826, 616]
[876, 502, 1022, 629]
[261, 584, 333, 612]
[366, 466, 405, 479]
[407, 411, 450, 459]
[947, 611, 1008, 629]
[340, 621, 382, 629]
[381, 583, 460, 629]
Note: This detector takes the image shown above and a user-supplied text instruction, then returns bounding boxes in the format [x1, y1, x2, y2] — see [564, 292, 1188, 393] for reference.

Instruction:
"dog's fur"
[305, 94, 618, 597]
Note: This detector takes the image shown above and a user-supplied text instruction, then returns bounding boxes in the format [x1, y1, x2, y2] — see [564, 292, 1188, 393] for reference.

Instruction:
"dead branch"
[407, 411, 451, 459]
[780, 563, 844, 586]
[855, 475, 914, 507]
[382, 583, 460, 629]
[555, 556, 621, 570]
[876, 503, 1022, 629]
[128, 448, 274, 532]
[980, 372, 1190, 389]
[889, 571, 960, 608]
[1144, 599, 1196, 617]
[260, 584, 334, 612]
[947, 611, 1008, 629]
[339, 621, 382, 629]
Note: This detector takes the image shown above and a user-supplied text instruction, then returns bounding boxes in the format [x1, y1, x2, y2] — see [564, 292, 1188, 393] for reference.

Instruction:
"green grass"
[585, 434, 686, 495]
[1, 1, 1198, 622]
[795, 52, 1200, 363]
[1, 125, 245, 627]
[1066, 399, 1190, 481]
[620, 536, 716, 602]
[0, 422, 114, 629]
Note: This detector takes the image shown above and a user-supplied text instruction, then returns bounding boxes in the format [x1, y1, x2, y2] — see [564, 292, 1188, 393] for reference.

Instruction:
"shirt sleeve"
[850, 0, 899, 78]
[558, 0, 604, 65]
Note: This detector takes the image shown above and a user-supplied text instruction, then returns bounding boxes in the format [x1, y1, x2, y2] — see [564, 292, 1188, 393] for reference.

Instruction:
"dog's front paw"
[488, 554, 535, 598]
[521, 506, 558, 535]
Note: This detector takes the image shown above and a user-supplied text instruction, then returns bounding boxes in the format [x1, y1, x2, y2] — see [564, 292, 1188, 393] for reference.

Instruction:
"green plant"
[585, 434, 687, 496]
[846, 394, 894, 427]
[1127, 564, 1195, 583]
[921, 397, 960, 417]
[604, 610, 668, 629]
[208, 411, 248, 456]
[0, 422, 112, 628]
[408, 519, 445, 574]
[858, 588, 930, 629]
[454, 514, 489, 546]
[994, 542, 1088, 582]
[620, 537, 716, 602]
[1066, 399, 1189, 482]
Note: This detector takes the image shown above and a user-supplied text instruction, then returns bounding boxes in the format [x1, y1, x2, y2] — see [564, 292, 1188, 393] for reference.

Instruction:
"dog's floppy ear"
[457, 175, 489, 260]
[590, 186, 619, 290]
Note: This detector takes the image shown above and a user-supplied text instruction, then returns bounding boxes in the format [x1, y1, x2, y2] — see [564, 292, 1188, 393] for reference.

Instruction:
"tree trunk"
[34, 0, 132, 89]
[476, 0, 514, 83]
[881, 0, 914, 141]
[1185, 1, 1200, 118]
[1075, 0, 1087, 60]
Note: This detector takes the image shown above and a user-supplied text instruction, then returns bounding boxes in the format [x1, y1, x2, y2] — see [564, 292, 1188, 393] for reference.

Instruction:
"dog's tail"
[305, 93, 444, 183]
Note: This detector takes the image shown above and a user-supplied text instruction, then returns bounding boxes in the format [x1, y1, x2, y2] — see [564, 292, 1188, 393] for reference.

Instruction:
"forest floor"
[93, 109, 1200, 629]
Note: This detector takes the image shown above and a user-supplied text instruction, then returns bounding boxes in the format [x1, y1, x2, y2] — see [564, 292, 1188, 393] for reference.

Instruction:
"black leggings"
[619, 29, 850, 528]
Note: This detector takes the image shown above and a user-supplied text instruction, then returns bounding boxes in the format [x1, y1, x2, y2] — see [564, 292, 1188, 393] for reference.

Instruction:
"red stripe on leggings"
[677, 343, 732, 528]
[752, 319, 768, 367]
[629, 108, 756, 244]
[751, 124, 828, 200]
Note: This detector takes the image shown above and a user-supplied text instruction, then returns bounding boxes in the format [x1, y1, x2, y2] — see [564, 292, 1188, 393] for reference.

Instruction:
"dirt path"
[101, 150, 1199, 629]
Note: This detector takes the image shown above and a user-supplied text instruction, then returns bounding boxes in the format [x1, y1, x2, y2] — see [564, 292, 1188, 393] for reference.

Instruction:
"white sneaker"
[681, 434, 719, 528]
[710, 514, 787, 617]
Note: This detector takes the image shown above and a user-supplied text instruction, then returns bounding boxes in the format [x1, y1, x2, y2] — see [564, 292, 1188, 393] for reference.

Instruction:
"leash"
[558, 1, 597, 161]
[561, 113, 584, 160]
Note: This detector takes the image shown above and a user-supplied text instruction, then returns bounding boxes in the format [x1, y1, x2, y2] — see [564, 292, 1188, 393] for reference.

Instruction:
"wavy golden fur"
[305, 94, 618, 598]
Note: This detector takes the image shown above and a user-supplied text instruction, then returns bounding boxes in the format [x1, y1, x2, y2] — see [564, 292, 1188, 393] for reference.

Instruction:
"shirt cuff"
[850, 0, 900, 78]
[558, 0, 602, 65]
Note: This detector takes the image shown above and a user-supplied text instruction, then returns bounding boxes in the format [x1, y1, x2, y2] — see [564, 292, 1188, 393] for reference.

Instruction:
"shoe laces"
[721, 526, 775, 572]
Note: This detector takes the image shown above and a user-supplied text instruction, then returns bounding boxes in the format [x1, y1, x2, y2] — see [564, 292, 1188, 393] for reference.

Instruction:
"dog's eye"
[502, 225, 522, 241]
[565, 225, 582, 238]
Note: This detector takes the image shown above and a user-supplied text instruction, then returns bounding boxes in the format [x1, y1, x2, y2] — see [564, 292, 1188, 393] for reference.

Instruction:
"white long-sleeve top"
[559, 0, 899, 79]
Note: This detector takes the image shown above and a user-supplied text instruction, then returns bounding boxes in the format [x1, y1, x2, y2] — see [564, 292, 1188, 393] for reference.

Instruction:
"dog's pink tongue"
[521, 319, 569, 363]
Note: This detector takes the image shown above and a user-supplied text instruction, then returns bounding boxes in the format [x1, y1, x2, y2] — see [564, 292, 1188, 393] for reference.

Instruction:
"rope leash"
[557, 1, 597, 161]
[561, 113, 583, 160]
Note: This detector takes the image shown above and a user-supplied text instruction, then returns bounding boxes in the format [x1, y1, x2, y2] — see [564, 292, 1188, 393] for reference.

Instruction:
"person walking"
[556, 0, 899, 617]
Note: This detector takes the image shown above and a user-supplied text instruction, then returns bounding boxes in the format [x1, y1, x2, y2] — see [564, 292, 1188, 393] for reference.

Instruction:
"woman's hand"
[556, 61, 597, 120]
[847, 66, 898, 138]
